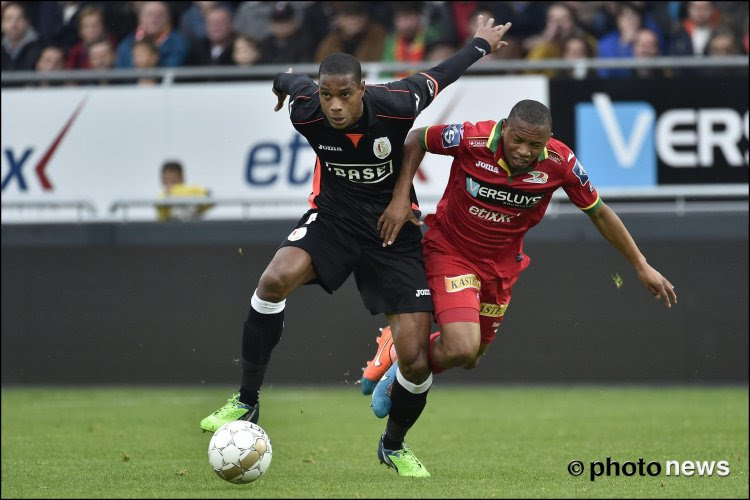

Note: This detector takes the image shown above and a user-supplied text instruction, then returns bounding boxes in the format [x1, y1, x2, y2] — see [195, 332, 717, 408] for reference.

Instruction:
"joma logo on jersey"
[445, 274, 481, 292]
[465, 176, 543, 208]
[479, 303, 508, 317]
[325, 160, 393, 183]
[469, 205, 514, 223]
[318, 144, 342, 151]
[475, 160, 499, 174]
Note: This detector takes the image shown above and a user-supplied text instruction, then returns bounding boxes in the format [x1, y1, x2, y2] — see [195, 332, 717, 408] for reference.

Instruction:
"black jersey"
[273, 37, 492, 241]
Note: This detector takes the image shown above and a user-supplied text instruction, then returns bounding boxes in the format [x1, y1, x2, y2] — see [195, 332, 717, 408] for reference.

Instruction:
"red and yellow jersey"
[421, 119, 601, 276]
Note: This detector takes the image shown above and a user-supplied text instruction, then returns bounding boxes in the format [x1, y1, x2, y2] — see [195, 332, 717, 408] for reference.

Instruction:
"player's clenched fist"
[473, 15, 512, 53]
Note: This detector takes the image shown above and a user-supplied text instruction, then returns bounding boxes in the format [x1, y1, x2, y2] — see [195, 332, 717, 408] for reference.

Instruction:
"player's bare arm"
[587, 202, 677, 308]
[378, 128, 428, 247]
[272, 67, 293, 112]
[472, 15, 512, 53]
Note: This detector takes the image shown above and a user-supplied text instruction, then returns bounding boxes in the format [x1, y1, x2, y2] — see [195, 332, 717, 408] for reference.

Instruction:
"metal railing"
[1, 200, 97, 222]
[102, 185, 749, 221]
[2, 56, 747, 86]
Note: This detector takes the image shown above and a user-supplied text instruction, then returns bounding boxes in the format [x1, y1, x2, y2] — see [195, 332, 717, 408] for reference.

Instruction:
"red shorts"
[422, 240, 522, 345]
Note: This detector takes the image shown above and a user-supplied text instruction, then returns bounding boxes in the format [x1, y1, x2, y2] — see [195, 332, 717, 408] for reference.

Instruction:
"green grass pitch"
[1, 386, 747, 498]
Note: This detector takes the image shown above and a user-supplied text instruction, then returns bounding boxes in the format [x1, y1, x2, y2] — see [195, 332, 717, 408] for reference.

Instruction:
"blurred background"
[1, 1, 747, 386]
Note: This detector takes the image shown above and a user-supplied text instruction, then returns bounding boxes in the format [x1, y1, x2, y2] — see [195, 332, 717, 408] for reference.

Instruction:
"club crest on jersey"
[573, 160, 590, 186]
[373, 137, 391, 159]
[522, 171, 549, 184]
[441, 124, 463, 148]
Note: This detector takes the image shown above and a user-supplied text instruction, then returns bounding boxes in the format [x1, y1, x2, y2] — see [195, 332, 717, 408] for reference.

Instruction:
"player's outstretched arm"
[272, 67, 293, 112]
[377, 128, 428, 247]
[473, 15, 512, 54]
[587, 203, 677, 308]
[402, 17, 512, 110]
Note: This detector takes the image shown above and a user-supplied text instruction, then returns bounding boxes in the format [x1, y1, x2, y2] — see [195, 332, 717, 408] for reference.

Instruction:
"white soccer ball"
[208, 421, 272, 483]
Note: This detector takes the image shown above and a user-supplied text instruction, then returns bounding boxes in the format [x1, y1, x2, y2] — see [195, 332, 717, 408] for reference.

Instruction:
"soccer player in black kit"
[201, 16, 513, 477]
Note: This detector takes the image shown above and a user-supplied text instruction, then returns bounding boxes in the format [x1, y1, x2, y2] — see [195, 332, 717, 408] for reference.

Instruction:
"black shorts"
[280, 209, 434, 315]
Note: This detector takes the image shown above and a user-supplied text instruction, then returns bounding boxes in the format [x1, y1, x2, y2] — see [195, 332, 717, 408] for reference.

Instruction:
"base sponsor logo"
[467, 138, 488, 148]
[480, 303, 508, 317]
[445, 274, 481, 292]
[325, 160, 393, 183]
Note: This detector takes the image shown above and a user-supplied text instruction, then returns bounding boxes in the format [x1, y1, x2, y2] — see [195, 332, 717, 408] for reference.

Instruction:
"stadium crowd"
[2, 0, 748, 83]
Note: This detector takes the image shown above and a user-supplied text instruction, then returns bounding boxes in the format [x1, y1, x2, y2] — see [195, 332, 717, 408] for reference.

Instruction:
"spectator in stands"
[187, 4, 235, 66]
[180, 1, 217, 43]
[32, 1, 85, 51]
[560, 34, 595, 79]
[157, 161, 213, 222]
[314, 2, 386, 63]
[632, 27, 671, 78]
[258, 2, 314, 64]
[425, 42, 456, 62]
[234, 1, 306, 44]
[132, 39, 161, 86]
[705, 27, 744, 76]
[1, 2, 43, 71]
[85, 38, 116, 85]
[31, 44, 66, 87]
[670, 1, 720, 56]
[35, 44, 65, 71]
[706, 27, 740, 55]
[382, 1, 428, 68]
[65, 6, 114, 69]
[597, 2, 644, 78]
[467, 7, 524, 64]
[526, 3, 595, 77]
[232, 34, 261, 66]
[88, 39, 116, 71]
[116, 1, 189, 68]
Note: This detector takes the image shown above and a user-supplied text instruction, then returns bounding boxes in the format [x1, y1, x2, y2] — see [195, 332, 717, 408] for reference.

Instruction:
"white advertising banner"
[1, 76, 547, 222]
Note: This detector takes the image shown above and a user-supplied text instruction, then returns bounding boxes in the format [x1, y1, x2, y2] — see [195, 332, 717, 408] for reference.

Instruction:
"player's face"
[503, 117, 551, 170]
[319, 74, 365, 130]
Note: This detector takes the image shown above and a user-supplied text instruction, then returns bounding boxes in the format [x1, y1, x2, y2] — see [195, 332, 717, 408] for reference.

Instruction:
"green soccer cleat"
[200, 393, 259, 433]
[377, 433, 431, 477]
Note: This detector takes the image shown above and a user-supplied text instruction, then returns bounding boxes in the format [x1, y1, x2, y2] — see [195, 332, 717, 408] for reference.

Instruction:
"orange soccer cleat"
[360, 326, 398, 395]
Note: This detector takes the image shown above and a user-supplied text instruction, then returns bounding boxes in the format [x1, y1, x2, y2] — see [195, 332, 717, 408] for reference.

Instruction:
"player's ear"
[358, 80, 365, 96]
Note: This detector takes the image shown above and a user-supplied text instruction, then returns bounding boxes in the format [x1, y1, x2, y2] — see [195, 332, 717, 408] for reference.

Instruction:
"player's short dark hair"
[161, 161, 183, 175]
[319, 53, 362, 83]
[508, 100, 552, 130]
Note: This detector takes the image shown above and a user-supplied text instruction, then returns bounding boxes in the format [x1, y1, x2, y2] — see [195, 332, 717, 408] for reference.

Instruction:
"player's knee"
[257, 270, 292, 302]
[447, 347, 477, 368]
[398, 354, 430, 382]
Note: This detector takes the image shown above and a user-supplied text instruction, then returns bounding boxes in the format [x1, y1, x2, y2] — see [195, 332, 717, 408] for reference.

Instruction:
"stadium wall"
[2, 212, 747, 385]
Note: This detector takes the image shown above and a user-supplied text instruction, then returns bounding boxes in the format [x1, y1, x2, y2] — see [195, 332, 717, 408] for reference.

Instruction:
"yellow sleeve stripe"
[421, 126, 430, 151]
[581, 196, 602, 213]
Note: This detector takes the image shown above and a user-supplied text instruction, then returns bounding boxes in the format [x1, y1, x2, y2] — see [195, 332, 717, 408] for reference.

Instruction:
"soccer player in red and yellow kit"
[363, 100, 677, 416]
